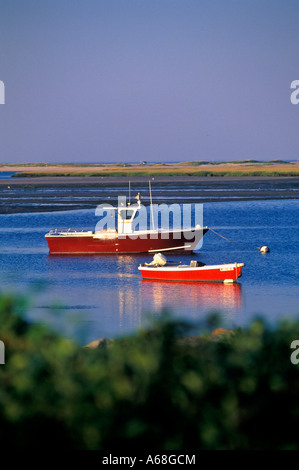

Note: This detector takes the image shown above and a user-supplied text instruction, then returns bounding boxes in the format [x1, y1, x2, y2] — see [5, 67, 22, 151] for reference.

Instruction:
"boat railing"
[46, 228, 94, 236]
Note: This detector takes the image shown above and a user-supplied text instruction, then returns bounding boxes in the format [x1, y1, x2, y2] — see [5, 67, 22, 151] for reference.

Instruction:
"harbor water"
[0, 186, 298, 345]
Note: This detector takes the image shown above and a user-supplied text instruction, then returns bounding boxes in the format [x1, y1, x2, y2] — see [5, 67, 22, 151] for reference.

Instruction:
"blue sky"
[0, 0, 298, 163]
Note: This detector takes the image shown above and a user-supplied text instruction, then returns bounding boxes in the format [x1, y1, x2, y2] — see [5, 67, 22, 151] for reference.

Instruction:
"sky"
[0, 0, 298, 164]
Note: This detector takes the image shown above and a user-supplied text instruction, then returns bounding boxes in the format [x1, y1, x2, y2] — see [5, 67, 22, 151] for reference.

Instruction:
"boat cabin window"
[119, 209, 135, 220]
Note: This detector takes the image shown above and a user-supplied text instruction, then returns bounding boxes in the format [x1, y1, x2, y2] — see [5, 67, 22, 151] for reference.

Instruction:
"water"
[0, 198, 298, 345]
[0, 172, 15, 179]
[1, 177, 298, 213]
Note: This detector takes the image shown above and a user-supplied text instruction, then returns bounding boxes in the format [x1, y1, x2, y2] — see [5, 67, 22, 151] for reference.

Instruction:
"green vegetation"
[177, 160, 280, 166]
[268, 160, 291, 164]
[177, 161, 210, 166]
[2, 159, 297, 178]
[12, 169, 299, 177]
[113, 163, 132, 167]
[0, 293, 299, 449]
[8, 159, 298, 177]
[216, 159, 260, 164]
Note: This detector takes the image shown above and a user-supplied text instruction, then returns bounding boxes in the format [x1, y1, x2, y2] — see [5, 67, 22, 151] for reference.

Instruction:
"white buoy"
[260, 246, 270, 253]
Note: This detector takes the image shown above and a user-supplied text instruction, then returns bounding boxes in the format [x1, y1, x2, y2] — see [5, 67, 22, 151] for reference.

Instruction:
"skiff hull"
[138, 262, 245, 283]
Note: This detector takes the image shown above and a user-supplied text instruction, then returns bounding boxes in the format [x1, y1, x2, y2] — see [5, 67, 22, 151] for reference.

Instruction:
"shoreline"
[1, 196, 297, 215]
[0, 174, 298, 187]
[0, 161, 298, 179]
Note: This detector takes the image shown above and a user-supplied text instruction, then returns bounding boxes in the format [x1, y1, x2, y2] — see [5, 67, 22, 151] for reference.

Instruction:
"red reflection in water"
[140, 279, 242, 312]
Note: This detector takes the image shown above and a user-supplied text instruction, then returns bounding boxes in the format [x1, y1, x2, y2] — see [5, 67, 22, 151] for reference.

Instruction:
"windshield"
[119, 209, 135, 220]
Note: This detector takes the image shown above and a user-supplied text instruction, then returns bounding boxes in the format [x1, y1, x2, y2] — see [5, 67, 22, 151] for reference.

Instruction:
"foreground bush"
[0, 294, 299, 449]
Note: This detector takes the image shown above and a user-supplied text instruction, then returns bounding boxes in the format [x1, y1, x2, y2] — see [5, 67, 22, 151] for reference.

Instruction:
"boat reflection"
[140, 279, 243, 317]
[45, 253, 243, 337]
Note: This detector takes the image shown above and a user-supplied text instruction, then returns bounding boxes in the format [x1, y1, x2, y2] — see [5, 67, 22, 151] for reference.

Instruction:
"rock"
[211, 328, 235, 339]
[84, 337, 108, 349]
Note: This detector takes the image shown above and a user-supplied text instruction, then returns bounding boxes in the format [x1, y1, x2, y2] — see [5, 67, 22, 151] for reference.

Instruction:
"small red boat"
[138, 254, 245, 283]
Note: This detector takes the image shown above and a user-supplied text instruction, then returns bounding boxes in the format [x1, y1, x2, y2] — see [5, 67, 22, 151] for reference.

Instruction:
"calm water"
[1, 175, 298, 214]
[0, 172, 15, 179]
[0, 198, 298, 344]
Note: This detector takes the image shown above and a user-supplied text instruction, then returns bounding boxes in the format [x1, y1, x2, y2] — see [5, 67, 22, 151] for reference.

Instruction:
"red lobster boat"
[138, 254, 245, 283]
[45, 197, 208, 254]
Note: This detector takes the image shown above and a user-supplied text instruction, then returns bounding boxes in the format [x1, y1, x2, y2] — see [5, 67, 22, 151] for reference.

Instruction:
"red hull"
[138, 263, 244, 282]
[45, 228, 208, 254]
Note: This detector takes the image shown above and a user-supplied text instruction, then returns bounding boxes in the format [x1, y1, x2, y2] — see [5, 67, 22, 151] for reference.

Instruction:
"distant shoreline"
[1, 175, 299, 187]
[0, 161, 298, 178]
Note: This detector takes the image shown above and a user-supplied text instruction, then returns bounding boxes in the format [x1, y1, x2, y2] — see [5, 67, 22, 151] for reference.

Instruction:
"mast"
[149, 180, 155, 231]
[128, 180, 131, 206]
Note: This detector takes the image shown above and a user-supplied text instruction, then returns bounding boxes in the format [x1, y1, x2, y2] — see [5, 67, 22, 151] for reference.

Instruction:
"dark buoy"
[260, 246, 270, 253]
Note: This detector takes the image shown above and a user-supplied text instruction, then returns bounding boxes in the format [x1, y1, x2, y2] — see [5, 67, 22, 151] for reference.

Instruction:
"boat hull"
[138, 263, 244, 283]
[45, 227, 208, 254]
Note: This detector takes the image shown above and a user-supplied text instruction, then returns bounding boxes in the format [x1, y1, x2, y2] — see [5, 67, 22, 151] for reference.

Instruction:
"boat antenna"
[128, 180, 131, 206]
[149, 180, 155, 231]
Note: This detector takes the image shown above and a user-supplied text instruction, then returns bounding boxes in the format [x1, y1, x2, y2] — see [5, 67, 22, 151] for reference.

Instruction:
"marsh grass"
[13, 169, 299, 177]
[8, 160, 298, 178]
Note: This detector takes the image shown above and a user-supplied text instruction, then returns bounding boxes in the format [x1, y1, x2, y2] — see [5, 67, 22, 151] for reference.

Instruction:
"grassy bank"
[1, 293, 299, 449]
[2, 160, 298, 178]
[12, 169, 299, 177]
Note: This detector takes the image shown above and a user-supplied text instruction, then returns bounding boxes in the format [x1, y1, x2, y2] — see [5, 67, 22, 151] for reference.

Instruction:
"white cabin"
[117, 206, 139, 234]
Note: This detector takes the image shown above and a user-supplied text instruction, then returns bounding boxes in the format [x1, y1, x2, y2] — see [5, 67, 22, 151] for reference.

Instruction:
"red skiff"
[138, 259, 245, 283]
